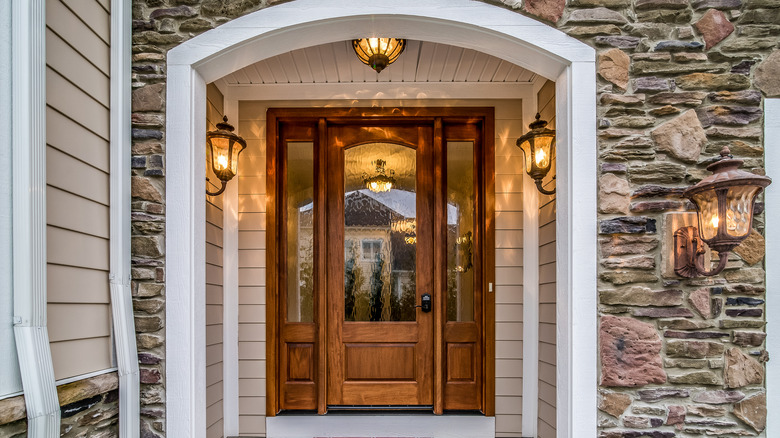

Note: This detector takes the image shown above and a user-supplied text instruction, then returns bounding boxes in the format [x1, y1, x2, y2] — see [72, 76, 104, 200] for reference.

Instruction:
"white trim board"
[765, 98, 780, 437]
[165, 2, 598, 437]
[11, 0, 61, 435]
[266, 415, 495, 438]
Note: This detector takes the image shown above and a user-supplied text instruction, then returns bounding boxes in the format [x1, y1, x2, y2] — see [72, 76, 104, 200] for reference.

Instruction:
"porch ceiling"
[216, 40, 538, 87]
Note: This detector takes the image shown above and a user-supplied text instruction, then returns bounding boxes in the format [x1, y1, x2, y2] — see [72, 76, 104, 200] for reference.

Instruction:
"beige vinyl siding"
[537, 80, 557, 438]
[206, 84, 226, 438]
[45, 0, 112, 381]
[237, 99, 523, 436]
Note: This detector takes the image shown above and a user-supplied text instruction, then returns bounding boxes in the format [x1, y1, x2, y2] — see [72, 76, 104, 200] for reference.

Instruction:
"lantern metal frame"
[352, 38, 407, 73]
[516, 113, 556, 195]
[206, 115, 247, 196]
[674, 146, 771, 278]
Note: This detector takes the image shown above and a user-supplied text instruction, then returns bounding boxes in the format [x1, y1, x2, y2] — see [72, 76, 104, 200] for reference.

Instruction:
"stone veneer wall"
[130, 0, 780, 436]
[0, 373, 120, 437]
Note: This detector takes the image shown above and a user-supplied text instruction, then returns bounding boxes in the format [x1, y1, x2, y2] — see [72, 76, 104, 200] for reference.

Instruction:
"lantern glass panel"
[725, 185, 759, 238]
[691, 190, 719, 241]
[210, 137, 231, 175]
[229, 140, 243, 176]
[534, 135, 553, 170]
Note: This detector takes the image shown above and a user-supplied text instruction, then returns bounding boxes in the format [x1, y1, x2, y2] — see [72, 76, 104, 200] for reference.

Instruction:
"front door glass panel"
[446, 141, 475, 322]
[343, 143, 417, 322]
[286, 141, 314, 322]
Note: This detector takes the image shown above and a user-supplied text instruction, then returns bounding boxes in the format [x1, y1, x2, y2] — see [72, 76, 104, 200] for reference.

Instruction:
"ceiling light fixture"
[352, 38, 406, 73]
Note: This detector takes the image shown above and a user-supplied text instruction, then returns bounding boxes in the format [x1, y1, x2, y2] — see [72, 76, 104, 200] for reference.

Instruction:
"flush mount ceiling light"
[206, 116, 247, 196]
[674, 146, 771, 278]
[363, 159, 396, 193]
[352, 38, 406, 73]
[516, 113, 556, 195]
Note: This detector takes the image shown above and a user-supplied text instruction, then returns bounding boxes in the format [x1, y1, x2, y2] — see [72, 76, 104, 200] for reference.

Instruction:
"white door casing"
[165, 1, 598, 437]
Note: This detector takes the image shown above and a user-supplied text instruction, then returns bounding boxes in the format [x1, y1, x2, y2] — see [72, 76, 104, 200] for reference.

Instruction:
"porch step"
[267, 415, 495, 438]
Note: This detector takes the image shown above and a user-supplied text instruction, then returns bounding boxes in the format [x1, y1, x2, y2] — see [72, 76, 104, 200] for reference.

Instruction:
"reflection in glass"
[447, 142, 475, 322]
[344, 143, 416, 322]
[286, 142, 314, 322]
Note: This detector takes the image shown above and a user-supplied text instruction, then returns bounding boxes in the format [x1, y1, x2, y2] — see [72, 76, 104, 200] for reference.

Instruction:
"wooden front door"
[326, 124, 435, 406]
[267, 108, 495, 415]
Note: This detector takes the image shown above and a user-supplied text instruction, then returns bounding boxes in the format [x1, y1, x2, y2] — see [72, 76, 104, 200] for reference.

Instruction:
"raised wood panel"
[345, 344, 415, 381]
[50, 336, 112, 381]
[46, 0, 109, 74]
[47, 146, 109, 205]
[47, 68, 109, 138]
[47, 226, 109, 271]
[46, 107, 109, 172]
[446, 343, 475, 381]
[46, 28, 109, 106]
[286, 343, 314, 381]
[47, 303, 110, 342]
[47, 186, 109, 238]
[47, 265, 109, 304]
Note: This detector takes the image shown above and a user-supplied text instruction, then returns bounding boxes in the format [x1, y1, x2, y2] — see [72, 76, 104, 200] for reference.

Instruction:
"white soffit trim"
[166, 2, 597, 437]
[222, 99, 240, 437]
[765, 98, 780, 437]
[11, 0, 60, 435]
[110, 0, 140, 436]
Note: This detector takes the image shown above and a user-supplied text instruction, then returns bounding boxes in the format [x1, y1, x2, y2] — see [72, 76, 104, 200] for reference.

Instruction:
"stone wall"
[130, 0, 780, 436]
[0, 373, 120, 437]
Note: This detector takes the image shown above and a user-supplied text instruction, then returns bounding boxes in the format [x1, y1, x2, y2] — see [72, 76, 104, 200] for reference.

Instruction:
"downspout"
[11, 0, 61, 435]
[110, 0, 140, 436]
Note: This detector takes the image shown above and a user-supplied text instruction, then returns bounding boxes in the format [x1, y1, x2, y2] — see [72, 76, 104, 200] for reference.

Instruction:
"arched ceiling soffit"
[173, 0, 594, 84]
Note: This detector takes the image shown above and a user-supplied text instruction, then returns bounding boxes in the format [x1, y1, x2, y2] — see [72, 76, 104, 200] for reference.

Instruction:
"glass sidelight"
[343, 143, 417, 322]
[286, 142, 315, 322]
[446, 141, 475, 322]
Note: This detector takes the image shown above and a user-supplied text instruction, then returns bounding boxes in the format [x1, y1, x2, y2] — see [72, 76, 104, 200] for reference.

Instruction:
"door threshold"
[327, 405, 433, 414]
[267, 415, 495, 438]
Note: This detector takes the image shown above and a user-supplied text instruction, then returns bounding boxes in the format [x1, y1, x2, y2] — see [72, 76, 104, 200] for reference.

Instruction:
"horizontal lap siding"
[206, 84, 226, 438]
[45, 0, 112, 381]
[537, 80, 557, 438]
[236, 99, 523, 436]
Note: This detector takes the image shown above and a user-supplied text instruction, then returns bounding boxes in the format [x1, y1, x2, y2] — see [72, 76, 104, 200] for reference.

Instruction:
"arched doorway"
[165, 1, 597, 437]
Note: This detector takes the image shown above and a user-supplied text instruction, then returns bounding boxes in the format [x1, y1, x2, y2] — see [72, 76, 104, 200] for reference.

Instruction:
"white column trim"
[165, 3, 597, 436]
[11, 0, 61, 435]
[520, 93, 540, 438]
[765, 98, 780, 437]
[222, 99, 240, 437]
[110, 0, 140, 436]
[166, 66, 208, 438]
[556, 62, 598, 438]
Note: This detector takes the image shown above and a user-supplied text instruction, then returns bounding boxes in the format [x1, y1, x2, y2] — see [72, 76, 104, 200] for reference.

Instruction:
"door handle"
[419, 293, 432, 312]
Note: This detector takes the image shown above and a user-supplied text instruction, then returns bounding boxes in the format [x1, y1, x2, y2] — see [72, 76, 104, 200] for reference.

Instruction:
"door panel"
[328, 125, 434, 406]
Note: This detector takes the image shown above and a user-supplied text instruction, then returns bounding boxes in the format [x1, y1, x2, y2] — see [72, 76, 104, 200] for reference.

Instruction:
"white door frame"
[165, 1, 597, 437]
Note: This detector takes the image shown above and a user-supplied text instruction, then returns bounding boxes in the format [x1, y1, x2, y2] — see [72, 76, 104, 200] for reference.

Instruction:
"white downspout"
[110, 0, 140, 436]
[11, 0, 61, 435]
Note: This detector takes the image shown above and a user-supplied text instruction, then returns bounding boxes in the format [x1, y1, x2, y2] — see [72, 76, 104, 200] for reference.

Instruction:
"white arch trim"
[165, 1, 597, 437]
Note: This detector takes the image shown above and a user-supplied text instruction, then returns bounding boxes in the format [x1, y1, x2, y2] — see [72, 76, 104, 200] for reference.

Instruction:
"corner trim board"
[765, 98, 780, 437]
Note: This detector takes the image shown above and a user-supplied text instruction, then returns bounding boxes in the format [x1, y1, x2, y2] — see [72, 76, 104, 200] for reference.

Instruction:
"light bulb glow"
[216, 154, 228, 171]
[535, 148, 546, 166]
[710, 215, 719, 229]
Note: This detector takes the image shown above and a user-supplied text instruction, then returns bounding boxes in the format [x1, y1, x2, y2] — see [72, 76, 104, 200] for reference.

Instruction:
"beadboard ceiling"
[216, 40, 538, 87]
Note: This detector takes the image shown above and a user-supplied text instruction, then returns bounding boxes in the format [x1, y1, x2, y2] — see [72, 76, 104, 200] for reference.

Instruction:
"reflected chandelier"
[363, 159, 396, 193]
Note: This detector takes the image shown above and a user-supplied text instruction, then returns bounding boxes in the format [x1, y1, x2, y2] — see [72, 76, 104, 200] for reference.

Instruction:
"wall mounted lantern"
[674, 146, 771, 278]
[206, 116, 246, 196]
[363, 159, 396, 193]
[352, 38, 406, 73]
[516, 113, 556, 195]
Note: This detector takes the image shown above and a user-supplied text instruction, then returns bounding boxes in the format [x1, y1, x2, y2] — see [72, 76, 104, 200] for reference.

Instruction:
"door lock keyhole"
[418, 293, 432, 312]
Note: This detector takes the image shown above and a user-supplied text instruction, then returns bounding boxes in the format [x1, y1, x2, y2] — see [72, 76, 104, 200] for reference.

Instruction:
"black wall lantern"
[516, 113, 556, 195]
[206, 116, 247, 196]
[674, 146, 771, 277]
[352, 38, 406, 73]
